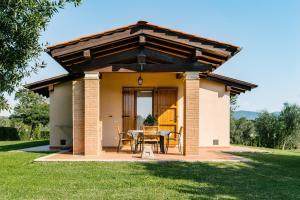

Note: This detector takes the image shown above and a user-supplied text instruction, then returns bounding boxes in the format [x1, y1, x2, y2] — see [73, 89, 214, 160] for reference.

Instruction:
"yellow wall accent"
[100, 73, 184, 147]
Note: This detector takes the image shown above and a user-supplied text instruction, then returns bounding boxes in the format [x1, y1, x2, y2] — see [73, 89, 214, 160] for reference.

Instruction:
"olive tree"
[0, 0, 81, 111]
[10, 89, 49, 139]
[278, 103, 300, 150]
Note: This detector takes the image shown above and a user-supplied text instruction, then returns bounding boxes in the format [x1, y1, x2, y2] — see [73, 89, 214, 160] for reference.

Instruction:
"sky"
[1, 0, 300, 116]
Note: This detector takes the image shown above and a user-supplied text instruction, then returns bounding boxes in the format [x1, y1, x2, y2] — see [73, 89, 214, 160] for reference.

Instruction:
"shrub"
[0, 127, 20, 140]
[143, 114, 157, 126]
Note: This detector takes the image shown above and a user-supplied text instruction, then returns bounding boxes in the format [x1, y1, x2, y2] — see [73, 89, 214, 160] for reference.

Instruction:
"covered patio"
[34, 146, 262, 162]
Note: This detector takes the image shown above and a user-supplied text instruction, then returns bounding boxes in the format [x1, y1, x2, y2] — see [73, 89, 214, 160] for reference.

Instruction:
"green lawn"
[0, 141, 300, 200]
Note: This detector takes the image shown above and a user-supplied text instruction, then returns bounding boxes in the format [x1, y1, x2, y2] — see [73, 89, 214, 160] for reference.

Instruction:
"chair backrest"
[113, 122, 123, 137]
[143, 126, 159, 136]
[178, 126, 183, 135]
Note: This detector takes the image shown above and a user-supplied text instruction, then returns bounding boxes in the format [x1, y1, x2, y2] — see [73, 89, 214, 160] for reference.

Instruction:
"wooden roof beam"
[142, 30, 232, 57]
[199, 54, 224, 64]
[108, 63, 212, 72]
[196, 59, 218, 68]
[50, 30, 142, 57]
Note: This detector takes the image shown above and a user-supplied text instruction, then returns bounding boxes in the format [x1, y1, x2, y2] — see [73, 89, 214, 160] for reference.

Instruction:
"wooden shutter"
[156, 88, 178, 145]
[122, 89, 136, 133]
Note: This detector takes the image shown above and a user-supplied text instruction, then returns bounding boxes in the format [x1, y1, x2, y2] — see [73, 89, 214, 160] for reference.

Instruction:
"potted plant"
[143, 114, 157, 126]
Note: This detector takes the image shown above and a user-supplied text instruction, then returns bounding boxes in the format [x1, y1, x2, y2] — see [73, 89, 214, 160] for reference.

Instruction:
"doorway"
[122, 87, 178, 144]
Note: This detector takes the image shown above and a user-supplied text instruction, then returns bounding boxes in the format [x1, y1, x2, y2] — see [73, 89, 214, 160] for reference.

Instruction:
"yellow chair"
[115, 125, 133, 153]
[142, 126, 160, 153]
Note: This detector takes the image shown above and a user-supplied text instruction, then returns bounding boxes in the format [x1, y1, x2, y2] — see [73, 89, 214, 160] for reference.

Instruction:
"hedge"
[0, 127, 20, 141]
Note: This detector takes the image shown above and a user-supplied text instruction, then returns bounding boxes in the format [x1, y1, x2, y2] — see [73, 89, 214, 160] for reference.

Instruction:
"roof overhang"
[199, 73, 257, 96]
[24, 73, 83, 97]
[26, 21, 256, 97]
[25, 72, 257, 98]
[46, 21, 241, 73]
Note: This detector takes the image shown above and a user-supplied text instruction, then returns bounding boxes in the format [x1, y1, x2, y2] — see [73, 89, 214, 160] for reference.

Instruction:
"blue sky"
[2, 0, 300, 116]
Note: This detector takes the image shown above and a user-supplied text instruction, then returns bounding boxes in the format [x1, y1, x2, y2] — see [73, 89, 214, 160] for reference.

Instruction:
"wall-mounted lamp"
[138, 73, 143, 86]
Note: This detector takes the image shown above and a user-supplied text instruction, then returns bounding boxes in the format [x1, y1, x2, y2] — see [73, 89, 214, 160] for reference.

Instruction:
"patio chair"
[115, 125, 133, 153]
[142, 126, 160, 153]
[166, 126, 183, 154]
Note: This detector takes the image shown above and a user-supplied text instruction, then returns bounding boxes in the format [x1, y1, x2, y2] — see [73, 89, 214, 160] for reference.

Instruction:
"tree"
[0, 116, 11, 127]
[255, 111, 281, 148]
[230, 96, 238, 143]
[231, 117, 256, 146]
[230, 96, 238, 114]
[0, 0, 81, 111]
[10, 88, 49, 139]
[278, 103, 300, 150]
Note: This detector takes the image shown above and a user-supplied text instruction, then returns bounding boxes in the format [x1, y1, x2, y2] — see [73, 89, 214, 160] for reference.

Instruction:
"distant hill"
[233, 110, 280, 120]
[233, 111, 259, 120]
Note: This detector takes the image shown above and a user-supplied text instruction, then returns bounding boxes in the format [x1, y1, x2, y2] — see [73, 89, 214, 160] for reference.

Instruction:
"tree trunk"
[282, 140, 287, 150]
[30, 124, 36, 140]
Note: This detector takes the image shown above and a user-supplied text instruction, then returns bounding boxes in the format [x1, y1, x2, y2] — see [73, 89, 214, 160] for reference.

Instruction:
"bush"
[19, 131, 30, 140]
[0, 127, 20, 140]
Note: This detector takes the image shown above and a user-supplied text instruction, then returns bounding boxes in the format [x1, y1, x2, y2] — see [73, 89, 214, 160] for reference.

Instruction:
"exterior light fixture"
[138, 73, 143, 86]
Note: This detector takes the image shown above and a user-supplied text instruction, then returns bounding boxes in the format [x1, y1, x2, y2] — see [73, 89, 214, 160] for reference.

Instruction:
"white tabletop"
[127, 130, 171, 138]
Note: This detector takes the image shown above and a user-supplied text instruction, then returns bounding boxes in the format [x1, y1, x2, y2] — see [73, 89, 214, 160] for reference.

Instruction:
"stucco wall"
[100, 73, 184, 147]
[48, 73, 230, 149]
[49, 81, 73, 147]
[199, 79, 230, 147]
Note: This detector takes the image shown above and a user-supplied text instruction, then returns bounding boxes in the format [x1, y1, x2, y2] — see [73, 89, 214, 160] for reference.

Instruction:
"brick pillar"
[72, 80, 84, 154]
[84, 72, 101, 156]
[183, 72, 200, 155]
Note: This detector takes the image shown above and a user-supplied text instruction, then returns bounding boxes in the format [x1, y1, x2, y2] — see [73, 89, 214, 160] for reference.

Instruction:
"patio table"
[127, 130, 172, 153]
[127, 130, 144, 152]
[127, 130, 144, 139]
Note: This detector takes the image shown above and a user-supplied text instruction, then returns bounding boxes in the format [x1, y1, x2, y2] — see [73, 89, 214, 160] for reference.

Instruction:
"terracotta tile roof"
[47, 21, 240, 51]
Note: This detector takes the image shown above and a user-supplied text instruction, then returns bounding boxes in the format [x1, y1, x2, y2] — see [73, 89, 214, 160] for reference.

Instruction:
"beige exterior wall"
[49, 81, 73, 148]
[100, 73, 184, 147]
[199, 79, 230, 147]
[48, 73, 230, 150]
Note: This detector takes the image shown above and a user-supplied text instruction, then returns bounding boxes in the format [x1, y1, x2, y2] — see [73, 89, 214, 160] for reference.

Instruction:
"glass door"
[136, 90, 153, 130]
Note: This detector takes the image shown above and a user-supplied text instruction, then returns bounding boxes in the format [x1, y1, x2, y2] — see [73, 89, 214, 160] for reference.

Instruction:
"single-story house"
[26, 21, 257, 156]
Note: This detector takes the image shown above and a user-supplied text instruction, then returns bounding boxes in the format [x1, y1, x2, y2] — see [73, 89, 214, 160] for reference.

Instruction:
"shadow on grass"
[0, 140, 49, 152]
[139, 152, 300, 199]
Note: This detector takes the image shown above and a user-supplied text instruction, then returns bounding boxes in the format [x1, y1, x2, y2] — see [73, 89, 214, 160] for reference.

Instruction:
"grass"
[0, 140, 49, 152]
[0, 141, 300, 199]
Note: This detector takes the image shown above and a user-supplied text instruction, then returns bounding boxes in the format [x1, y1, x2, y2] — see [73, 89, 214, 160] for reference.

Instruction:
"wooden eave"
[24, 73, 84, 97]
[199, 73, 258, 96]
[25, 72, 257, 98]
[46, 21, 240, 73]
